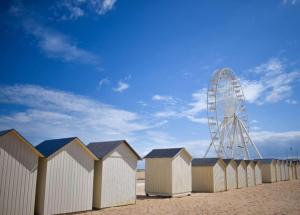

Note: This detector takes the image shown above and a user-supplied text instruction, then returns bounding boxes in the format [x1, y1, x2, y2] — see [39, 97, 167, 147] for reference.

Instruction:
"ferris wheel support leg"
[237, 119, 250, 160]
[239, 120, 263, 159]
[204, 141, 213, 158]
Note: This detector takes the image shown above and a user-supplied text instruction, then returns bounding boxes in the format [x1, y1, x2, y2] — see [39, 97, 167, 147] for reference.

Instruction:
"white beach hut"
[235, 160, 247, 188]
[192, 158, 226, 193]
[87, 140, 141, 209]
[223, 159, 238, 190]
[276, 160, 282, 182]
[144, 148, 192, 197]
[245, 160, 255, 187]
[35, 137, 97, 215]
[258, 159, 277, 183]
[280, 160, 286, 181]
[0, 129, 43, 215]
[284, 160, 289, 181]
[253, 161, 262, 185]
[296, 160, 300, 179]
[288, 160, 294, 180]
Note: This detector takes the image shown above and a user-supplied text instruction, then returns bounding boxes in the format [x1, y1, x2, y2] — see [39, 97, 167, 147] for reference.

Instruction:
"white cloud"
[152, 95, 175, 102]
[286, 99, 298, 105]
[0, 85, 147, 144]
[282, 0, 298, 5]
[242, 58, 300, 104]
[53, 0, 117, 20]
[98, 78, 110, 88]
[23, 21, 100, 65]
[251, 130, 300, 146]
[113, 81, 129, 92]
[153, 88, 207, 124]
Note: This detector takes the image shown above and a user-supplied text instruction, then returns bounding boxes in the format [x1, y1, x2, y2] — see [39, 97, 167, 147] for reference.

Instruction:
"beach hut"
[35, 137, 97, 215]
[0, 129, 43, 215]
[293, 160, 297, 179]
[245, 160, 255, 187]
[284, 160, 289, 181]
[192, 158, 226, 193]
[223, 159, 238, 190]
[258, 159, 276, 183]
[296, 160, 300, 179]
[253, 161, 262, 185]
[235, 160, 247, 188]
[288, 160, 294, 180]
[280, 160, 286, 181]
[87, 140, 141, 209]
[144, 148, 192, 197]
[276, 160, 282, 181]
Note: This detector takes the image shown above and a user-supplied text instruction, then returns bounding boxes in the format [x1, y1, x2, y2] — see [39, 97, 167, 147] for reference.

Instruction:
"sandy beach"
[75, 180, 300, 215]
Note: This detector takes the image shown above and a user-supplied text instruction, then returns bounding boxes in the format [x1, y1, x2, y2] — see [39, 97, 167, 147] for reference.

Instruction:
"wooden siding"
[276, 161, 281, 181]
[288, 165, 293, 180]
[225, 162, 237, 190]
[261, 162, 276, 183]
[35, 140, 94, 215]
[237, 163, 247, 188]
[213, 161, 225, 192]
[284, 163, 289, 181]
[0, 131, 39, 215]
[145, 158, 172, 195]
[192, 166, 213, 192]
[99, 143, 137, 208]
[93, 160, 102, 209]
[280, 162, 286, 181]
[254, 164, 262, 185]
[246, 163, 255, 187]
[172, 151, 191, 195]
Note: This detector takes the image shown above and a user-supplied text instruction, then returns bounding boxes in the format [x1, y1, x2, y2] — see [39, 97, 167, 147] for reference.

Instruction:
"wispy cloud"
[242, 58, 300, 104]
[113, 81, 130, 92]
[53, 0, 117, 20]
[282, 0, 298, 5]
[98, 78, 110, 88]
[23, 21, 101, 66]
[0, 84, 146, 144]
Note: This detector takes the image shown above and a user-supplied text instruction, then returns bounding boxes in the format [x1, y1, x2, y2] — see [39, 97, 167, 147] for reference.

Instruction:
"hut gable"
[144, 148, 188, 159]
[36, 137, 97, 160]
[87, 140, 141, 160]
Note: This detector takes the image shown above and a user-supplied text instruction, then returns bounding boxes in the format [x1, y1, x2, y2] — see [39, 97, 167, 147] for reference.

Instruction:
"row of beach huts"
[0, 129, 300, 215]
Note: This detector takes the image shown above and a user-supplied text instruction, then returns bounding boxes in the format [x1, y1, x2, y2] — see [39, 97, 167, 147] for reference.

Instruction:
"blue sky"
[1, 0, 300, 162]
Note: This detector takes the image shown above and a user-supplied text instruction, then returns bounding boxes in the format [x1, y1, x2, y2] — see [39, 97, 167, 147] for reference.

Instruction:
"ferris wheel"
[204, 68, 262, 159]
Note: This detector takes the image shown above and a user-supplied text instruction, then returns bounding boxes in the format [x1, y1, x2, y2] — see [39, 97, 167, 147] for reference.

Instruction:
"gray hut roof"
[0, 129, 14, 136]
[88, 140, 141, 160]
[235, 159, 246, 165]
[254, 159, 274, 164]
[244, 160, 254, 165]
[36, 137, 97, 160]
[192, 158, 221, 166]
[223, 159, 235, 165]
[144, 148, 188, 159]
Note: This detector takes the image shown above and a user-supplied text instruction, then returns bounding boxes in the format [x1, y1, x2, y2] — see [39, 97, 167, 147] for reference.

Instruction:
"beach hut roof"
[87, 140, 141, 160]
[222, 159, 235, 165]
[36, 137, 97, 159]
[235, 159, 246, 165]
[192, 158, 222, 166]
[255, 159, 274, 164]
[144, 147, 191, 159]
[0, 128, 43, 157]
[244, 160, 254, 165]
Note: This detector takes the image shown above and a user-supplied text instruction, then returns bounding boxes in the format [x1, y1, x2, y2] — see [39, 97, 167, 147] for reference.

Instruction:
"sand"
[75, 180, 300, 215]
